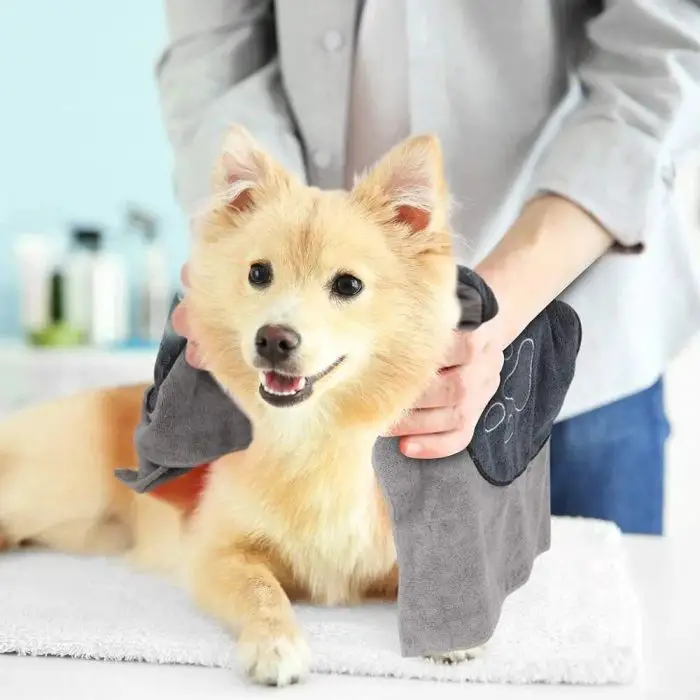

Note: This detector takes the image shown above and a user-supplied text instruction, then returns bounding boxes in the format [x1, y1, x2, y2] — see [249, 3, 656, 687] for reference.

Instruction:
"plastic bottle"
[65, 226, 128, 347]
[126, 206, 170, 343]
[65, 227, 98, 341]
[14, 233, 54, 342]
[32, 267, 83, 347]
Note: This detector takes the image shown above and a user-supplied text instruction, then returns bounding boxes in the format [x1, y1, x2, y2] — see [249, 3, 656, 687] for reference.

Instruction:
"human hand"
[385, 326, 504, 459]
[171, 263, 206, 369]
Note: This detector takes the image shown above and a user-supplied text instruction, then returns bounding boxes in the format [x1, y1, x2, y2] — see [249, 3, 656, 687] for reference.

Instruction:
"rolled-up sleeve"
[529, 0, 700, 250]
[156, 0, 307, 218]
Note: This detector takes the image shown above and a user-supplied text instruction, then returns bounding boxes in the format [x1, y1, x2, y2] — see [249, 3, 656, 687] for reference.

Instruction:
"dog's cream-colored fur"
[0, 127, 479, 686]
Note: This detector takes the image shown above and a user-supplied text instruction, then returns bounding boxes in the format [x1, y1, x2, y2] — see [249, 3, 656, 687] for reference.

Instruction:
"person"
[156, 1, 700, 535]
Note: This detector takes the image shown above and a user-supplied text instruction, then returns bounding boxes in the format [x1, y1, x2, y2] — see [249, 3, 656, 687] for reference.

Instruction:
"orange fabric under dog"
[148, 463, 212, 516]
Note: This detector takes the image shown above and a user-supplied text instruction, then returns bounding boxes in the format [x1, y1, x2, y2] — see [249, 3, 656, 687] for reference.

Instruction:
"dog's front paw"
[426, 646, 483, 665]
[238, 623, 311, 687]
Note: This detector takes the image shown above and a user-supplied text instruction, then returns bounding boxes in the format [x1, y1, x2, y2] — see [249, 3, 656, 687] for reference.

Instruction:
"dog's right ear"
[211, 125, 295, 214]
[350, 134, 451, 250]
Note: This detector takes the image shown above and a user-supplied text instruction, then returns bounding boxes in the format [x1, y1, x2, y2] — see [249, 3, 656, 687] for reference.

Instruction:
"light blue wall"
[0, 1, 188, 337]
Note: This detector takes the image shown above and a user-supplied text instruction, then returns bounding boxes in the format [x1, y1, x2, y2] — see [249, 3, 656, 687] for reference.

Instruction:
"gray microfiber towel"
[374, 300, 581, 656]
[115, 265, 582, 657]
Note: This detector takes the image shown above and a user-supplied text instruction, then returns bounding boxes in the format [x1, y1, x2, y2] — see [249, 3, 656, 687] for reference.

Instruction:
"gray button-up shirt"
[156, 0, 700, 420]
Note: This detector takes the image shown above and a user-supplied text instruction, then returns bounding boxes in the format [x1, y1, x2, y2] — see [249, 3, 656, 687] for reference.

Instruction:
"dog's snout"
[255, 324, 301, 364]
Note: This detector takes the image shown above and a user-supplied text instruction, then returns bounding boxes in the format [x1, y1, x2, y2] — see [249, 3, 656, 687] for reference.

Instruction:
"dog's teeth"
[259, 371, 307, 398]
[260, 380, 306, 396]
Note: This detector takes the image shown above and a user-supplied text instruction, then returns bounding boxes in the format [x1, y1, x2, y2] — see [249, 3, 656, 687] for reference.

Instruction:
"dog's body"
[0, 128, 479, 685]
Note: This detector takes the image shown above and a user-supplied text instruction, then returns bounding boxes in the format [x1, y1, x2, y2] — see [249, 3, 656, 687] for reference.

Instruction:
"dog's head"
[189, 126, 460, 429]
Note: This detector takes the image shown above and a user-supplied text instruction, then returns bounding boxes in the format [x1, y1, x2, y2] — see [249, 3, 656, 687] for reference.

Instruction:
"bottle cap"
[72, 227, 103, 251]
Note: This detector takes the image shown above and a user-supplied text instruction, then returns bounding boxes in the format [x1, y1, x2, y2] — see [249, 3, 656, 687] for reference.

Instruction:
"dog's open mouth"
[258, 357, 344, 407]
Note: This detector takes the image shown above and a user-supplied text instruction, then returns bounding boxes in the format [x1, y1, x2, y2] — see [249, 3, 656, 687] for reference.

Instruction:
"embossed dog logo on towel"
[483, 338, 535, 444]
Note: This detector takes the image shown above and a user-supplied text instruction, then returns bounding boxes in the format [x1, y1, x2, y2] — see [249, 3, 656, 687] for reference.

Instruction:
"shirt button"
[313, 150, 332, 169]
[322, 30, 344, 52]
[661, 162, 676, 186]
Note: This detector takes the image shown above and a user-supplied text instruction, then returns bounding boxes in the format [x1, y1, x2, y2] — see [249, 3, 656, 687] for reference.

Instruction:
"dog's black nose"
[255, 324, 301, 364]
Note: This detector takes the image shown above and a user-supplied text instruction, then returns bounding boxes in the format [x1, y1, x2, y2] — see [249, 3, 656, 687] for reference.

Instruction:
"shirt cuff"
[527, 117, 675, 251]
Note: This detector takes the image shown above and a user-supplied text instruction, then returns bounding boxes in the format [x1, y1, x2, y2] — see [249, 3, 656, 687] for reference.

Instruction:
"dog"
[0, 126, 481, 686]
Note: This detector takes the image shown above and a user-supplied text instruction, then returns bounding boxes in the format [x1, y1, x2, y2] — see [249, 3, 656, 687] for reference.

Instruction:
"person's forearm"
[475, 194, 614, 349]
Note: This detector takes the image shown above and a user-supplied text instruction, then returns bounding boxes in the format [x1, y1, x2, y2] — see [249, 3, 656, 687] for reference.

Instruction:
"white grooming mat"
[0, 517, 640, 684]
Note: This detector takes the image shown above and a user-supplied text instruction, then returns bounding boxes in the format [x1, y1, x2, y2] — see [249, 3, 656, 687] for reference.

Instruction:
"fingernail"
[403, 442, 422, 457]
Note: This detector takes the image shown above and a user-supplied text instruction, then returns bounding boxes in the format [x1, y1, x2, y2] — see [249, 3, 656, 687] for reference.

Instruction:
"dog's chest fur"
[201, 444, 397, 605]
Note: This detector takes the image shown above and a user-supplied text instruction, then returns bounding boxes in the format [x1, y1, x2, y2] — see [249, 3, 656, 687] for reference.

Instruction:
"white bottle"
[126, 206, 171, 342]
[89, 250, 128, 347]
[14, 234, 54, 338]
[142, 241, 170, 342]
[65, 227, 128, 347]
[65, 229, 97, 340]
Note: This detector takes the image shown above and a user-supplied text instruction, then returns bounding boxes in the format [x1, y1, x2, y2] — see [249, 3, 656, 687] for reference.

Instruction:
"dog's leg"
[186, 546, 310, 687]
[363, 563, 399, 600]
[28, 514, 132, 555]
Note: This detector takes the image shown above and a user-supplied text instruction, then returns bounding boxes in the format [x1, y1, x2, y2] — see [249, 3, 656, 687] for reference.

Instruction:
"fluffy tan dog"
[0, 126, 479, 685]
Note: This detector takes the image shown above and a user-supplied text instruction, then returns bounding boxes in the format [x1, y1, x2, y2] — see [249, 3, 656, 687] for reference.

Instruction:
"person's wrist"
[474, 193, 613, 348]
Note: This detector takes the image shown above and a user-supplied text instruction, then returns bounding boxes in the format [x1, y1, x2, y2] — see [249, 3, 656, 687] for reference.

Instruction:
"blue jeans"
[550, 379, 669, 535]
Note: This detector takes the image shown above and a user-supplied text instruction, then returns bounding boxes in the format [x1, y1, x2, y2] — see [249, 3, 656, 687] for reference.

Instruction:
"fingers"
[388, 327, 505, 459]
[174, 263, 205, 369]
[385, 406, 465, 437]
[399, 429, 472, 459]
[440, 327, 487, 367]
[392, 405, 476, 459]
[185, 341, 204, 369]
[415, 352, 501, 410]
[171, 301, 188, 338]
[414, 366, 468, 409]
[180, 262, 190, 289]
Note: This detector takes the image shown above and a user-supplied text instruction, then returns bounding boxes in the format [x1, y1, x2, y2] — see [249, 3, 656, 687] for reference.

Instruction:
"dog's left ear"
[351, 134, 450, 246]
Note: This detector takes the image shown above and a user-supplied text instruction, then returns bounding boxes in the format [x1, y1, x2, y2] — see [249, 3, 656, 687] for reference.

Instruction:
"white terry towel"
[0, 517, 641, 684]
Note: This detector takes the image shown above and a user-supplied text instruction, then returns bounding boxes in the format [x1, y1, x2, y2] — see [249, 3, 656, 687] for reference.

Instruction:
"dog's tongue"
[264, 371, 304, 394]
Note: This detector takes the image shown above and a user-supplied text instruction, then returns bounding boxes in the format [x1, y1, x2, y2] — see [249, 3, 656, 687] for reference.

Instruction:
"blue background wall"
[0, 1, 187, 337]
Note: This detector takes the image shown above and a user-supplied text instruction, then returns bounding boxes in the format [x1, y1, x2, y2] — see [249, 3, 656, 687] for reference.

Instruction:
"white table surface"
[1, 534, 697, 700]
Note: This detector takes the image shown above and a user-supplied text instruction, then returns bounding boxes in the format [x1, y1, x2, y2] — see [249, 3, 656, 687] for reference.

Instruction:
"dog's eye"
[249, 262, 273, 288]
[331, 274, 363, 298]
